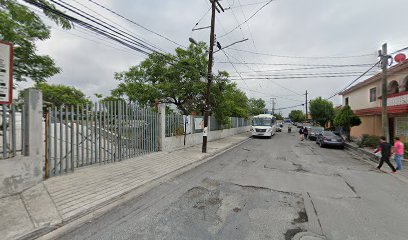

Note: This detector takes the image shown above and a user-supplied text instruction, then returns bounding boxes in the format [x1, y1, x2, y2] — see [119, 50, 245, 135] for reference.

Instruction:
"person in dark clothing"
[299, 127, 304, 141]
[303, 127, 309, 140]
[374, 136, 397, 173]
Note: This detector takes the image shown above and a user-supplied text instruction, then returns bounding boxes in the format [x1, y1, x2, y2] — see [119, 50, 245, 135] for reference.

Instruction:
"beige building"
[339, 61, 408, 142]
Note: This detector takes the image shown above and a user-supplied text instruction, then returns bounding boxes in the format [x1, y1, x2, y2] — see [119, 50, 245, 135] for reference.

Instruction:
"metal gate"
[45, 101, 159, 177]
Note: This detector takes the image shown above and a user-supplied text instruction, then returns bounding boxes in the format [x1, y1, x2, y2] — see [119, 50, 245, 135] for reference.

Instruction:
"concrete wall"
[0, 89, 43, 198]
[163, 126, 250, 151]
[350, 115, 382, 139]
[0, 155, 43, 198]
[344, 81, 380, 110]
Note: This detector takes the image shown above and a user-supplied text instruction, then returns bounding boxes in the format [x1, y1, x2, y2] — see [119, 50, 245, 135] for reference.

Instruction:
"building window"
[345, 97, 349, 106]
[369, 87, 376, 102]
[388, 80, 399, 94]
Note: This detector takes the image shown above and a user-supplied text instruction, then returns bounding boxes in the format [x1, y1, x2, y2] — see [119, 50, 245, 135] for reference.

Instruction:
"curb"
[17, 135, 251, 240]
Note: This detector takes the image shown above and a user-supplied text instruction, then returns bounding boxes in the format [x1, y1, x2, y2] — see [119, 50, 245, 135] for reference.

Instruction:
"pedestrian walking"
[393, 137, 404, 170]
[299, 127, 304, 141]
[374, 136, 397, 173]
[303, 127, 309, 140]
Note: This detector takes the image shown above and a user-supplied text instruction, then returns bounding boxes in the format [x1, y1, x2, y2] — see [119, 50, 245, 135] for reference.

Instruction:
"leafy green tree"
[248, 98, 266, 116]
[289, 110, 305, 123]
[333, 105, 361, 141]
[274, 112, 284, 120]
[211, 77, 249, 126]
[113, 42, 208, 115]
[309, 97, 335, 127]
[0, 0, 71, 82]
[33, 82, 91, 107]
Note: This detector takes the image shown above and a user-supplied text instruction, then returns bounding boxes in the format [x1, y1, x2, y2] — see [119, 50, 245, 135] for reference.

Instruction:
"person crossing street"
[374, 136, 397, 173]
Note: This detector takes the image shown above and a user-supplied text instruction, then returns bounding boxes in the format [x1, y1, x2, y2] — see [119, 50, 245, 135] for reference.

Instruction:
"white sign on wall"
[0, 41, 13, 104]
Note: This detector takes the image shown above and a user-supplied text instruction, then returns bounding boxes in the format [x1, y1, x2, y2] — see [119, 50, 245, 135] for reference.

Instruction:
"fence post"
[23, 89, 43, 157]
[157, 104, 165, 151]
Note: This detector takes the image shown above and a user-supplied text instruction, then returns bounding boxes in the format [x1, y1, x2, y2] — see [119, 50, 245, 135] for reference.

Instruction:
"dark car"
[316, 131, 344, 149]
[308, 126, 324, 140]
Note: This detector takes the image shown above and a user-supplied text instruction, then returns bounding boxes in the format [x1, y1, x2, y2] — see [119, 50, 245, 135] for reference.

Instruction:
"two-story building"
[339, 60, 408, 142]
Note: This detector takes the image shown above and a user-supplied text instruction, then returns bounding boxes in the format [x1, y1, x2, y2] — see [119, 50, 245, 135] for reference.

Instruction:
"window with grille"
[369, 87, 376, 102]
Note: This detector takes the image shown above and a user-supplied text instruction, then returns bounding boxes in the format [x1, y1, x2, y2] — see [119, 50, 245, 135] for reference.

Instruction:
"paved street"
[50, 126, 408, 240]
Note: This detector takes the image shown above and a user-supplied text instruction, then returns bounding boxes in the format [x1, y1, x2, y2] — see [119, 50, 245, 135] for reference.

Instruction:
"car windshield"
[310, 127, 324, 132]
[323, 131, 337, 137]
[252, 118, 272, 126]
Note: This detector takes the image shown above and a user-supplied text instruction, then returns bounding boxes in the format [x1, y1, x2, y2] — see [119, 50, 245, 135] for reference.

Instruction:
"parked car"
[276, 126, 282, 132]
[308, 126, 324, 140]
[316, 131, 345, 149]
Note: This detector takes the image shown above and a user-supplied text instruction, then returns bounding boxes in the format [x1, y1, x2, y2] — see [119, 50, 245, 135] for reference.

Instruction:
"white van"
[250, 114, 277, 138]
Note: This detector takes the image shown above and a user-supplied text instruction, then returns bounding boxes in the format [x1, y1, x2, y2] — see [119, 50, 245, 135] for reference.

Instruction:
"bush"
[405, 143, 408, 159]
[357, 134, 381, 148]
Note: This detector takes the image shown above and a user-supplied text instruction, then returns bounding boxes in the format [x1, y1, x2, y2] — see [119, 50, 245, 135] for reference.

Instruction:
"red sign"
[0, 40, 13, 104]
[394, 53, 406, 63]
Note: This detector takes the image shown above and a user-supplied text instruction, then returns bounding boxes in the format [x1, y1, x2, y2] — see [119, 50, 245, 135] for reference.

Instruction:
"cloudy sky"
[19, 0, 408, 115]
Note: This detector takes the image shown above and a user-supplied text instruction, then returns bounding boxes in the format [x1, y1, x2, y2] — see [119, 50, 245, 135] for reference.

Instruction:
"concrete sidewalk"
[1, 132, 251, 240]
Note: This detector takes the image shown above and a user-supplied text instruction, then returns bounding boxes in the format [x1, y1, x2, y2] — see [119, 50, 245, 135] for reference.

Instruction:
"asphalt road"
[55, 126, 408, 240]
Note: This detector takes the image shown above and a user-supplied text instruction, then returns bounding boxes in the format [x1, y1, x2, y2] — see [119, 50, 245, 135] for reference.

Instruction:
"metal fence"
[165, 114, 250, 136]
[45, 102, 159, 177]
[0, 104, 24, 159]
[165, 113, 183, 137]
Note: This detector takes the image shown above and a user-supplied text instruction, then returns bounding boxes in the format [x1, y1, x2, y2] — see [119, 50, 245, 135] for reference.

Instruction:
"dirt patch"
[293, 210, 308, 223]
[284, 227, 305, 240]
[233, 207, 241, 212]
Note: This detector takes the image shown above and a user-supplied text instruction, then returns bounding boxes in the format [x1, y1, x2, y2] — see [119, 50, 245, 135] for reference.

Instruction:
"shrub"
[404, 143, 408, 159]
[357, 134, 380, 148]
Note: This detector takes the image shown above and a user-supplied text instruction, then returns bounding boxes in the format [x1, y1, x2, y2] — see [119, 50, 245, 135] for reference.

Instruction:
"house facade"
[340, 61, 408, 142]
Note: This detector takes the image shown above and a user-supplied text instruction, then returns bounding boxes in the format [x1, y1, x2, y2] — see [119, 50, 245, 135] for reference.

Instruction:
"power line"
[215, 61, 375, 67]
[51, 0, 162, 53]
[227, 47, 377, 59]
[86, 0, 186, 48]
[325, 61, 380, 100]
[219, 0, 276, 38]
[228, 74, 376, 80]
[236, 65, 379, 73]
[69, 0, 167, 53]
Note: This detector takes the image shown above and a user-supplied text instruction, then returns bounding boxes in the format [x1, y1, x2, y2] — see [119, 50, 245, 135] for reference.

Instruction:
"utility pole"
[271, 98, 276, 115]
[305, 90, 308, 120]
[380, 43, 390, 142]
[202, 0, 217, 153]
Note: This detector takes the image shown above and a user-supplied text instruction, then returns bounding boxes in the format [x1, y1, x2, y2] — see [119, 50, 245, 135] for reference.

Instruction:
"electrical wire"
[86, 0, 186, 48]
[227, 47, 377, 59]
[51, 0, 162, 53]
[325, 61, 380, 100]
[218, 0, 276, 38]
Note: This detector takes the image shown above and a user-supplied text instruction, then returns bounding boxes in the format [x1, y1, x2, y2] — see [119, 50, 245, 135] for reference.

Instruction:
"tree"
[32, 82, 91, 107]
[211, 79, 249, 126]
[0, 0, 71, 82]
[112, 42, 249, 125]
[274, 112, 284, 120]
[309, 97, 335, 127]
[248, 98, 265, 116]
[113, 42, 208, 115]
[333, 105, 361, 141]
[289, 110, 305, 123]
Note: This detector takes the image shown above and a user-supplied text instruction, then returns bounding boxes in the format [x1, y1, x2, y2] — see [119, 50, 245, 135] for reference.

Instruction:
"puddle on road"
[133, 179, 308, 240]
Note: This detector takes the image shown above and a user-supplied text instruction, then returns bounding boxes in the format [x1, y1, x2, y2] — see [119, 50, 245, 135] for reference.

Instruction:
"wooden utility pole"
[305, 90, 308, 120]
[271, 98, 276, 115]
[380, 43, 390, 142]
[202, 0, 216, 153]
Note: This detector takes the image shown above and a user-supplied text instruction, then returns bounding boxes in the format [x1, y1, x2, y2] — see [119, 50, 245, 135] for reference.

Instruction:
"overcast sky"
[19, 0, 408, 115]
